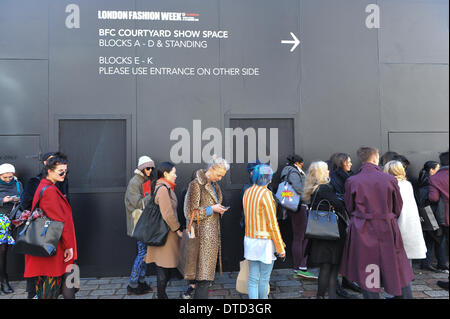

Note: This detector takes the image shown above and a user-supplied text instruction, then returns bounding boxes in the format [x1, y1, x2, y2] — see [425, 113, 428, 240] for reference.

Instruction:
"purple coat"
[339, 163, 414, 296]
[428, 166, 449, 227]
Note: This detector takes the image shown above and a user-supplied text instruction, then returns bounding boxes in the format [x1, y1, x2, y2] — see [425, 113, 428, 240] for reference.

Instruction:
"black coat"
[330, 168, 352, 197]
[20, 173, 70, 211]
[305, 183, 348, 266]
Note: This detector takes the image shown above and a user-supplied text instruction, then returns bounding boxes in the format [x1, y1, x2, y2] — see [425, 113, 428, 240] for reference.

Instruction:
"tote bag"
[132, 185, 170, 246]
[177, 209, 200, 280]
[236, 259, 270, 295]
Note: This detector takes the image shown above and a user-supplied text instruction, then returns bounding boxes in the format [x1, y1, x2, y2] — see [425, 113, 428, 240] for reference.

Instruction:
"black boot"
[138, 281, 153, 293]
[156, 266, 169, 299]
[1, 278, 14, 294]
[127, 284, 146, 295]
[342, 277, 362, 293]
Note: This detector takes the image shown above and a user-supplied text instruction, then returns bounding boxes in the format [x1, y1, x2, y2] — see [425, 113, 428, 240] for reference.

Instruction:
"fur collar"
[195, 169, 221, 204]
[196, 169, 209, 185]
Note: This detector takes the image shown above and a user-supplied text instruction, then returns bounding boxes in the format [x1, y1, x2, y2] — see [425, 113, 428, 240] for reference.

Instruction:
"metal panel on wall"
[299, 0, 381, 165]
[220, 0, 301, 115]
[380, 64, 449, 133]
[48, 0, 137, 117]
[135, 0, 221, 189]
[0, 60, 48, 137]
[0, 0, 48, 59]
[48, 0, 139, 278]
[379, 0, 449, 64]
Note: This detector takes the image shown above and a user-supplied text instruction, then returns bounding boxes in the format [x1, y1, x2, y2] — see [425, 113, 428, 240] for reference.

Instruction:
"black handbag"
[305, 186, 348, 241]
[13, 186, 65, 257]
[132, 185, 170, 246]
[419, 205, 440, 231]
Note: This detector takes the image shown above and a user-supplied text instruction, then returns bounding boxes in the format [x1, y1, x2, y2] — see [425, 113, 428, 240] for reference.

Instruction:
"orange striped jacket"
[243, 184, 285, 254]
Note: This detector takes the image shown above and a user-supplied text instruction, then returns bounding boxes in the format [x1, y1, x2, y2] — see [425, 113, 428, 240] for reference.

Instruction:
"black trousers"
[194, 280, 210, 299]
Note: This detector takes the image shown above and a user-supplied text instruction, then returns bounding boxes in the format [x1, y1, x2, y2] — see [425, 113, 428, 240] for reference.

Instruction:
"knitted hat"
[0, 163, 15, 175]
[137, 156, 155, 170]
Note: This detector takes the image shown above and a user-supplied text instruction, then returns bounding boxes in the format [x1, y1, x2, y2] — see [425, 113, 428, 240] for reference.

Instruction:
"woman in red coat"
[24, 153, 77, 299]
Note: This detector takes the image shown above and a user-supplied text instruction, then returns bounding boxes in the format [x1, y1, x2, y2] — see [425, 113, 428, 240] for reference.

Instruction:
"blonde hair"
[384, 160, 406, 181]
[303, 161, 330, 203]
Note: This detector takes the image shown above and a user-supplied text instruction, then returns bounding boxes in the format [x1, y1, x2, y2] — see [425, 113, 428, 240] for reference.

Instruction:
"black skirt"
[305, 220, 347, 266]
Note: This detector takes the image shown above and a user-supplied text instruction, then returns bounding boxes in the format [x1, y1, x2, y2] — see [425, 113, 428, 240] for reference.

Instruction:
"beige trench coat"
[145, 179, 181, 268]
[184, 169, 223, 281]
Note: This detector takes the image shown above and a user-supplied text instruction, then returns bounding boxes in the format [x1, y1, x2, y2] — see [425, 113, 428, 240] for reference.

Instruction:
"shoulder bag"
[13, 185, 65, 257]
[132, 185, 170, 246]
[275, 168, 301, 212]
[305, 185, 348, 240]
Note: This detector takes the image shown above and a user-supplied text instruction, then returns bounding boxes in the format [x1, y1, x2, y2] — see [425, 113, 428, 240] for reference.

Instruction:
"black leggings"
[0, 244, 7, 281]
[156, 266, 170, 299]
[317, 263, 340, 299]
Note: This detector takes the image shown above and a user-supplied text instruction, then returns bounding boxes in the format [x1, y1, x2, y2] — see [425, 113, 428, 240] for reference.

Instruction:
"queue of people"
[0, 147, 448, 299]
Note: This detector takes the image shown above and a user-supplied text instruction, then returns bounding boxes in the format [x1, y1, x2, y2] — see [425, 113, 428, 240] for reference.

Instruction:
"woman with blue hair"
[242, 164, 286, 299]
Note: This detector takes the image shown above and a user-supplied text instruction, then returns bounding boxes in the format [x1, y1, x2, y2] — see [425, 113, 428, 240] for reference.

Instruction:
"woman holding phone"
[184, 155, 230, 299]
[0, 163, 23, 294]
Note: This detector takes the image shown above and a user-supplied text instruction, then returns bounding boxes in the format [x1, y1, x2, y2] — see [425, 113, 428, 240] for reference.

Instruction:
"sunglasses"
[144, 167, 153, 171]
[57, 170, 68, 176]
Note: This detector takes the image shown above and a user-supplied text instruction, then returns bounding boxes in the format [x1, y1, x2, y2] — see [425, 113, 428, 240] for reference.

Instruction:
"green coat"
[124, 169, 149, 237]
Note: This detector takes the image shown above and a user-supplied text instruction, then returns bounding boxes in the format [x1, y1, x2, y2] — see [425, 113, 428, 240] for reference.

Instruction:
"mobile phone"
[222, 206, 230, 211]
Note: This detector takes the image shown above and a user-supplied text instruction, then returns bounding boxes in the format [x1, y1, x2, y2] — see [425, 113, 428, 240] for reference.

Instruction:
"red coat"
[428, 166, 449, 227]
[24, 179, 77, 278]
[339, 163, 414, 296]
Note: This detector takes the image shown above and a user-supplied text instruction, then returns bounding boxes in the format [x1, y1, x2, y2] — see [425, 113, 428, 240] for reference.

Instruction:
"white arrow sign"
[281, 32, 300, 52]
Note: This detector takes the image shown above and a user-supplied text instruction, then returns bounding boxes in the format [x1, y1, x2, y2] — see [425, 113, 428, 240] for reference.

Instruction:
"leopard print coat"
[184, 169, 223, 281]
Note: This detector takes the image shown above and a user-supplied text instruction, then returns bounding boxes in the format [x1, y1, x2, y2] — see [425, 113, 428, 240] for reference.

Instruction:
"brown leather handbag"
[177, 209, 200, 280]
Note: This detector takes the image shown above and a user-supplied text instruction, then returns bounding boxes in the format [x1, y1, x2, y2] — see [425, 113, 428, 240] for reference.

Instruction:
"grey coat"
[124, 169, 150, 237]
[280, 165, 305, 198]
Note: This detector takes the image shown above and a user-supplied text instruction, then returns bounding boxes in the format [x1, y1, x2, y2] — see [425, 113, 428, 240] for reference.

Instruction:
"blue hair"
[251, 164, 273, 186]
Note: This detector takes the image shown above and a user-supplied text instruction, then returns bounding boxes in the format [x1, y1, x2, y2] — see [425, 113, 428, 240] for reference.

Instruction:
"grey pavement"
[1, 263, 448, 299]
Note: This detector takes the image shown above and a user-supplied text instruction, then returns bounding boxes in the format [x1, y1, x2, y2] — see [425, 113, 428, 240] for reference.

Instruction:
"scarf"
[0, 178, 15, 187]
[159, 178, 176, 191]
